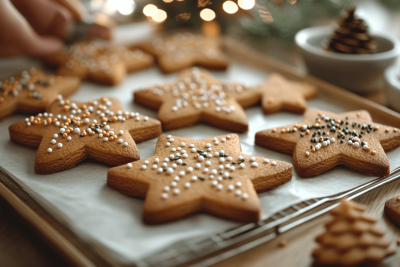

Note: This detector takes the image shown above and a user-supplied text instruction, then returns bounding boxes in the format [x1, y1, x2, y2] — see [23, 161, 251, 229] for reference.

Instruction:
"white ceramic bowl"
[295, 26, 400, 94]
[384, 64, 400, 112]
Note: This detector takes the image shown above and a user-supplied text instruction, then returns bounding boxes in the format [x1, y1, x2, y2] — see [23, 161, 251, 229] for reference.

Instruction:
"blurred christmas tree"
[377, 0, 400, 10]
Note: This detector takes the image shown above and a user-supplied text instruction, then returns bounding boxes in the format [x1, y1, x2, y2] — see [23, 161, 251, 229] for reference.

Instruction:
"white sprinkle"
[57, 143, 63, 148]
[218, 165, 224, 170]
[99, 134, 103, 138]
[144, 116, 148, 121]
[331, 138, 336, 143]
[219, 157, 225, 163]
[353, 142, 360, 148]
[230, 166, 235, 171]
[167, 135, 171, 138]
[161, 193, 168, 199]
[212, 181, 218, 186]
[74, 128, 80, 134]
[184, 182, 191, 188]
[205, 161, 211, 166]
[250, 157, 255, 162]
[227, 156, 232, 161]
[217, 184, 223, 190]
[225, 164, 231, 169]
[214, 141, 219, 145]
[162, 163, 168, 167]
[191, 176, 198, 181]
[182, 153, 188, 158]
[223, 172, 230, 178]
[221, 138, 226, 142]
[211, 169, 217, 175]
[179, 171, 185, 176]
[164, 186, 170, 191]
[53, 134, 58, 138]
[174, 176, 180, 181]
[152, 164, 157, 169]
[173, 188, 180, 195]
[167, 168, 173, 174]
[154, 158, 159, 163]
[171, 181, 177, 187]
[242, 193, 249, 199]
[195, 163, 201, 169]
[177, 159, 183, 164]
[104, 125, 110, 131]
[228, 185, 234, 191]
[348, 140, 353, 145]
[239, 163, 245, 168]
[157, 168, 163, 173]
[271, 161, 277, 166]
[214, 152, 219, 157]
[236, 182, 242, 187]
[206, 143, 211, 147]
[210, 175, 215, 179]
[363, 145, 368, 150]
[177, 147, 182, 151]
[189, 144, 194, 148]
[187, 167, 193, 172]
[47, 148, 52, 153]
[67, 136, 72, 141]
[144, 160, 149, 165]
[141, 165, 147, 170]
[181, 142, 186, 147]
[171, 148, 176, 152]
[169, 138, 174, 142]
[51, 139, 56, 144]
[207, 148, 212, 151]
[166, 142, 171, 146]
[26, 122, 31, 126]
[104, 137, 108, 142]
[323, 141, 328, 147]
[124, 142, 128, 146]
[119, 130, 124, 135]
[264, 159, 269, 163]
[235, 190, 242, 196]
[203, 168, 209, 173]
[191, 148, 197, 153]
[198, 156, 204, 161]
[238, 156, 244, 161]
[164, 158, 169, 162]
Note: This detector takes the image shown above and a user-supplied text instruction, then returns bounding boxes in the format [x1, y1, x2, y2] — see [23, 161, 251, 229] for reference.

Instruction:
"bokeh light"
[143, 4, 158, 16]
[163, 0, 174, 2]
[200, 8, 216, 21]
[152, 9, 167, 22]
[223, 1, 239, 14]
[238, 0, 255, 10]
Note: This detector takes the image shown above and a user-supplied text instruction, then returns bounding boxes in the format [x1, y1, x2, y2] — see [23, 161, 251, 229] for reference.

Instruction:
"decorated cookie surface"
[9, 96, 161, 174]
[137, 32, 228, 73]
[107, 134, 293, 223]
[313, 199, 395, 266]
[134, 67, 263, 132]
[255, 109, 400, 177]
[385, 195, 400, 228]
[44, 41, 154, 85]
[256, 73, 318, 114]
[0, 68, 80, 120]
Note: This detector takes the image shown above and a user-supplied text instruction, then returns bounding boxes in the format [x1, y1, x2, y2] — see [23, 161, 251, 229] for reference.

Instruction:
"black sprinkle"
[199, 176, 205, 180]
[182, 163, 187, 166]
[232, 162, 236, 164]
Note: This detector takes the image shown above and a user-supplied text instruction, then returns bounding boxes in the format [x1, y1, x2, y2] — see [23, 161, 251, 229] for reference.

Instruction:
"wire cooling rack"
[136, 166, 400, 267]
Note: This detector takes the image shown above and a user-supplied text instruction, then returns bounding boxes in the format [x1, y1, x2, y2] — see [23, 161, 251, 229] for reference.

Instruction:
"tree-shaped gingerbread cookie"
[313, 199, 395, 266]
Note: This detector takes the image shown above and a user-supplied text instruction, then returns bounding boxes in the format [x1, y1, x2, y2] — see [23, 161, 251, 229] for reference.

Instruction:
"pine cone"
[324, 7, 377, 54]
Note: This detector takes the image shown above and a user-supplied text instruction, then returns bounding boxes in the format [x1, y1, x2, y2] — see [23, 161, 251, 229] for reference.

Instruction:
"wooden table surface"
[1, 1, 400, 267]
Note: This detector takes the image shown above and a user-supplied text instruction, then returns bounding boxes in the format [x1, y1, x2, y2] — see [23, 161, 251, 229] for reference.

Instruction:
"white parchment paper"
[0, 23, 400, 265]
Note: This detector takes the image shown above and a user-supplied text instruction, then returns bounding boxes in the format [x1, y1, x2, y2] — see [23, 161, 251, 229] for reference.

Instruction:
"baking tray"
[1, 34, 400, 267]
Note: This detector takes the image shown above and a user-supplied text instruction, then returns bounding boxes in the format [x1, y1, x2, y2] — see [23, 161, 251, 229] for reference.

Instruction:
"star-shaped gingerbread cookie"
[107, 134, 293, 223]
[255, 109, 400, 177]
[137, 32, 228, 73]
[0, 68, 80, 120]
[256, 73, 318, 114]
[134, 67, 261, 132]
[9, 96, 162, 174]
[44, 41, 154, 85]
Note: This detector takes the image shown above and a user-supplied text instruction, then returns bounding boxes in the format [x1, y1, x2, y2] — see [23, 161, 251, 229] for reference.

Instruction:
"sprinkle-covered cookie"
[0, 68, 80, 120]
[255, 109, 400, 177]
[313, 199, 395, 266]
[44, 41, 154, 85]
[9, 96, 162, 174]
[136, 32, 228, 73]
[107, 134, 293, 223]
[385, 195, 400, 228]
[134, 67, 261, 132]
[256, 73, 318, 114]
